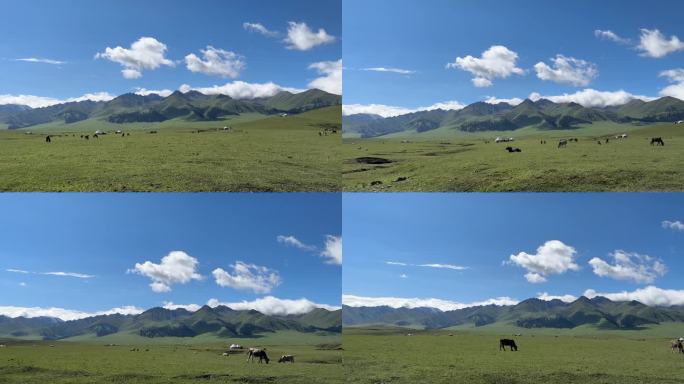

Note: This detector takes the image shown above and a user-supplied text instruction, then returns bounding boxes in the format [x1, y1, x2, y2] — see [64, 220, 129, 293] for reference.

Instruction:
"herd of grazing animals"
[493, 134, 668, 153]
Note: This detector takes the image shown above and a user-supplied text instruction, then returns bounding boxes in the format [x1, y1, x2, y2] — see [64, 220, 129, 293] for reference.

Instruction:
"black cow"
[651, 137, 665, 146]
[45, 135, 51, 143]
[500, 339, 518, 351]
[505, 146, 522, 153]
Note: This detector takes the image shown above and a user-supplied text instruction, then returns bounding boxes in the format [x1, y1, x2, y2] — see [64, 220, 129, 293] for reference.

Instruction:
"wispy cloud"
[361, 67, 416, 75]
[6, 268, 94, 279]
[15, 57, 66, 65]
[385, 261, 468, 271]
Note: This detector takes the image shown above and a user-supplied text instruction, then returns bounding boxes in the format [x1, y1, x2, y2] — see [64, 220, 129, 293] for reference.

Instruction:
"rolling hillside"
[343, 296, 684, 330]
[0, 89, 341, 129]
[344, 96, 684, 138]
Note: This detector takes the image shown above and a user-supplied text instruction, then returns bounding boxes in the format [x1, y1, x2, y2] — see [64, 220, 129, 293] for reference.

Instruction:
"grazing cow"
[45, 135, 51, 143]
[597, 140, 601, 145]
[278, 355, 295, 363]
[251, 350, 269, 364]
[651, 137, 665, 146]
[505, 146, 522, 153]
[671, 340, 680, 353]
[558, 139, 568, 148]
[85, 135, 89, 140]
[93, 134, 99, 139]
[247, 347, 267, 362]
[605, 138, 610, 144]
[499, 339, 518, 351]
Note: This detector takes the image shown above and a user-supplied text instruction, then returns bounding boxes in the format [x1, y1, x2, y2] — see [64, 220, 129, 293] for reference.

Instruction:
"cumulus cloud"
[185, 46, 245, 78]
[134, 87, 174, 97]
[484, 96, 524, 106]
[308, 59, 342, 95]
[0, 305, 144, 321]
[320, 235, 342, 265]
[658, 69, 684, 100]
[385, 261, 468, 271]
[5, 268, 94, 279]
[162, 301, 202, 312]
[662, 220, 684, 231]
[537, 292, 578, 303]
[277, 235, 316, 251]
[528, 88, 655, 108]
[284, 22, 336, 51]
[534, 55, 598, 86]
[95, 36, 174, 79]
[207, 296, 340, 316]
[0, 92, 115, 109]
[508, 240, 580, 283]
[637, 29, 684, 58]
[128, 251, 203, 293]
[342, 294, 518, 312]
[446, 45, 524, 87]
[342, 100, 465, 118]
[212, 262, 281, 293]
[179, 81, 303, 100]
[594, 29, 631, 44]
[361, 67, 416, 75]
[584, 286, 684, 307]
[16, 57, 65, 65]
[243, 22, 279, 37]
[589, 250, 667, 284]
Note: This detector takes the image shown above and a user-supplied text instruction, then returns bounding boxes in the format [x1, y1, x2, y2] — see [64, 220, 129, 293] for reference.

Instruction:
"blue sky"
[0, 193, 341, 319]
[343, 193, 684, 310]
[343, 0, 684, 116]
[0, 0, 340, 108]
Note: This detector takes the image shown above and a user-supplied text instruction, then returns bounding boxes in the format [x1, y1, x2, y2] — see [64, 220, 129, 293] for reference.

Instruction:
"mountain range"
[343, 296, 684, 330]
[0, 89, 341, 129]
[0, 306, 341, 340]
[343, 96, 684, 138]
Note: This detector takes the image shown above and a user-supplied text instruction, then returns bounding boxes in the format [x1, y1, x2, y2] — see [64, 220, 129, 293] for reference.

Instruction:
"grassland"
[343, 326, 684, 384]
[0, 332, 342, 383]
[343, 122, 684, 191]
[0, 107, 340, 192]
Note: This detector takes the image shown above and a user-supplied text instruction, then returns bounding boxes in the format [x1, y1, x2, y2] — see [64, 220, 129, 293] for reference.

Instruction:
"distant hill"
[344, 97, 684, 138]
[0, 89, 341, 129]
[343, 296, 684, 330]
[0, 306, 341, 340]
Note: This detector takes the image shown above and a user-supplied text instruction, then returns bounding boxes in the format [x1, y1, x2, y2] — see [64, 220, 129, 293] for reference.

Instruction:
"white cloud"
[386, 261, 408, 266]
[277, 235, 316, 251]
[321, 235, 342, 265]
[343, 100, 465, 118]
[162, 301, 202, 312]
[385, 261, 468, 271]
[589, 250, 666, 284]
[0, 305, 144, 321]
[537, 292, 578, 303]
[185, 46, 245, 78]
[208, 296, 340, 316]
[212, 262, 281, 293]
[658, 69, 684, 100]
[508, 240, 580, 283]
[594, 29, 631, 44]
[528, 88, 655, 108]
[134, 88, 173, 97]
[584, 286, 684, 307]
[18, 282, 27, 287]
[534, 55, 598, 86]
[243, 22, 279, 37]
[179, 81, 303, 100]
[662, 220, 684, 231]
[446, 45, 524, 87]
[361, 67, 415, 75]
[308, 59, 342, 95]
[484, 96, 524, 106]
[16, 57, 65, 65]
[637, 29, 684, 58]
[0, 92, 115, 109]
[6, 268, 94, 279]
[95, 36, 174, 79]
[400, 274, 408, 279]
[342, 294, 519, 312]
[284, 22, 336, 51]
[128, 251, 203, 293]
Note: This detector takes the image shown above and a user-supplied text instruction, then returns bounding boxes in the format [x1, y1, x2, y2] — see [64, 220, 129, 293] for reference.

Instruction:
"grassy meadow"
[343, 326, 684, 384]
[343, 122, 684, 191]
[0, 106, 341, 192]
[0, 332, 342, 384]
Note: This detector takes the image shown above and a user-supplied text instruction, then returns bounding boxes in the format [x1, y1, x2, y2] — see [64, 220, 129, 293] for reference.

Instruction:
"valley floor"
[343, 123, 684, 191]
[0, 107, 340, 192]
[343, 327, 684, 384]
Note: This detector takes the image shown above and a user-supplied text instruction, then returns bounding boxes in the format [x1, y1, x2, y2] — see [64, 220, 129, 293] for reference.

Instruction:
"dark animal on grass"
[505, 146, 522, 153]
[93, 134, 98, 139]
[499, 339, 518, 351]
[149, 130, 157, 134]
[45, 135, 51, 143]
[248, 349, 269, 364]
[85, 135, 89, 140]
[246, 348, 267, 362]
[558, 139, 567, 148]
[651, 137, 665, 146]
[278, 355, 295, 363]
[597, 140, 601, 145]
[605, 138, 609, 144]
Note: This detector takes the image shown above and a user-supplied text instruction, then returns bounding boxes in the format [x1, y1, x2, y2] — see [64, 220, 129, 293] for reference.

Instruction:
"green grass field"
[0, 332, 342, 383]
[343, 326, 684, 384]
[0, 107, 340, 192]
[343, 122, 684, 191]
